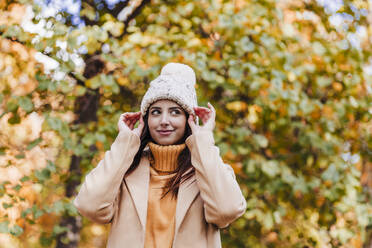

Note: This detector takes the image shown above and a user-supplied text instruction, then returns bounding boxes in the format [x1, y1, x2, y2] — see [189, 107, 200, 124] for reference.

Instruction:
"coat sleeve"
[185, 130, 246, 228]
[73, 129, 141, 224]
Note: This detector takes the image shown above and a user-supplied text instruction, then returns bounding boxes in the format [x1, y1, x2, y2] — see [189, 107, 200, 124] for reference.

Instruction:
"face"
[147, 100, 187, 145]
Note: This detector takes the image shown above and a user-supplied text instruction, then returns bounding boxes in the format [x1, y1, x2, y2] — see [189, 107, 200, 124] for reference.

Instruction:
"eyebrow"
[149, 106, 182, 111]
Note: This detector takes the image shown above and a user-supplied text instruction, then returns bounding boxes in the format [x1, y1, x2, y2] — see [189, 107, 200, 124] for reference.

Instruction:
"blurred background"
[0, 0, 371, 247]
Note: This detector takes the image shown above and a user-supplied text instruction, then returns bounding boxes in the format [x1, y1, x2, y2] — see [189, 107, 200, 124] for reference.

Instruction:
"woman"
[74, 63, 246, 248]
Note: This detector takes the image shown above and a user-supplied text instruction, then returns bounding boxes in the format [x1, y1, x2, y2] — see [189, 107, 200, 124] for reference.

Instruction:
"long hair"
[125, 111, 195, 197]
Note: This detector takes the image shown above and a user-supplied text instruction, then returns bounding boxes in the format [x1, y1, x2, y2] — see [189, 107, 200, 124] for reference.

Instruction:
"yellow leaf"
[231, 162, 242, 174]
[116, 76, 130, 86]
[226, 101, 247, 112]
[332, 82, 343, 92]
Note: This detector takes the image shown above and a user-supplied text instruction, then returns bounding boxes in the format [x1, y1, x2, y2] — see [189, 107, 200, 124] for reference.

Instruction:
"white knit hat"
[140, 63, 198, 117]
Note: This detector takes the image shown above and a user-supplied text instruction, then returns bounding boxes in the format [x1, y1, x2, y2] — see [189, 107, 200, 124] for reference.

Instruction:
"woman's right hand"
[118, 112, 144, 138]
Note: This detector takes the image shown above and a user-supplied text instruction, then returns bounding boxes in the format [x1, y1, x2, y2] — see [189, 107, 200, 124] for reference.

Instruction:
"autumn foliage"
[0, 0, 371, 247]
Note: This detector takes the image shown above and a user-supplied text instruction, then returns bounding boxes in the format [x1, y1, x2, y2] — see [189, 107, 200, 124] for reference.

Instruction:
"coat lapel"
[125, 156, 150, 230]
[125, 157, 200, 233]
[175, 173, 200, 233]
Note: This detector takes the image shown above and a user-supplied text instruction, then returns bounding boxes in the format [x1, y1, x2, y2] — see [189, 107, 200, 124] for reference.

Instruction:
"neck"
[148, 142, 186, 172]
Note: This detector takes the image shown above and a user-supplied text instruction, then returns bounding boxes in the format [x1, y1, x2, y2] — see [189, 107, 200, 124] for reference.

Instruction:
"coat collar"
[175, 172, 199, 233]
[124, 156, 199, 231]
[125, 156, 150, 229]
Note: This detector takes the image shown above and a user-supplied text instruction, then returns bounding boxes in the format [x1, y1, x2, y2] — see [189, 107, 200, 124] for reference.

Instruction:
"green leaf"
[3, 25, 21, 38]
[52, 200, 64, 214]
[321, 163, 339, 182]
[261, 161, 280, 178]
[253, 134, 268, 148]
[15, 153, 25, 159]
[21, 208, 32, 218]
[0, 184, 5, 197]
[59, 123, 70, 138]
[85, 75, 102, 89]
[46, 160, 57, 173]
[2, 202, 13, 209]
[53, 225, 68, 235]
[35, 169, 51, 182]
[82, 133, 96, 146]
[73, 143, 86, 156]
[75, 85, 87, 96]
[95, 133, 106, 142]
[312, 41, 326, 55]
[8, 113, 21, 124]
[20, 176, 30, 182]
[31, 204, 44, 219]
[40, 233, 53, 247]
[9, 224, 23, 236]
[6, 98, 19, 112]
[64, 202, 78, 216]
[102, 74, 120, 94]
[18, 96, 34, 113]
[316, 76, 332, 87]
[46, 116, 63, 131]
[12, 184, 21, 192]
[26, 138, 42, 150]
[0, 221, 9, 233]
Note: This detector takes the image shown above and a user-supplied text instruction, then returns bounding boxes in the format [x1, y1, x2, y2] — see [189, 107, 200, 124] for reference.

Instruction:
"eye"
[170, 109, 182, 115]
[150, 109, 161, 115]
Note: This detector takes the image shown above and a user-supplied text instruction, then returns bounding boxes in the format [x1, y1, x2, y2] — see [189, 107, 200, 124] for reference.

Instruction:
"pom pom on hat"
[160, 63, 196, 86]
[140, 63, 198, 118]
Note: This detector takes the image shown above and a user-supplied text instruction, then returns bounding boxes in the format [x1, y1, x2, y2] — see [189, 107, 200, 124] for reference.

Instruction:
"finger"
[124, 116, 135, 128]
[138, 115, 144, 129]
[202, 103, 215, 120]
[207, 102, 215, 112]
[131, 112, 141, 118]
[120, 113, 127, 122]
[194, 107, 209, 113]
[201, 113, 210, 124]
[123, 117, 131, 126]
[124, 114, 133, 123]
[129, 118, 138, 129]
[125, 112, 140, 124]
[122, 113, 132, 124]
[194, 107, 208, 119]
[126, 112, 139, 120]
[194, 107, 212, 118]
[188, 115, 196, 132]
[194, 111, 204, 124]
[207, 102, 216, 118]
[139, 115, 144, 127]
[196, 109, 210, 123]
[126, 112, 140, 117]
[129, 115, 137, 123]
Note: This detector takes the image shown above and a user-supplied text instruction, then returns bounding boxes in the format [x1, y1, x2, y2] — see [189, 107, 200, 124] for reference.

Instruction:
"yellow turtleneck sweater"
[145, 142, 186, 248]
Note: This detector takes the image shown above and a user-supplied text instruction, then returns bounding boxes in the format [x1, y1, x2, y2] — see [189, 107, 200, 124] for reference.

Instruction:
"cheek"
[175, 117, 187, 132]
[147, 118, 157, 134]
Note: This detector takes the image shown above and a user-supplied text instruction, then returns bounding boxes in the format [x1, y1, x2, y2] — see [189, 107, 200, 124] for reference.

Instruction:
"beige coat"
[74, 129, 246, 248]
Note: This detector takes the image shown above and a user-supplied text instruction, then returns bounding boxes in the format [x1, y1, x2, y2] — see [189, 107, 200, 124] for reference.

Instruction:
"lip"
[157, 130, 174, 136]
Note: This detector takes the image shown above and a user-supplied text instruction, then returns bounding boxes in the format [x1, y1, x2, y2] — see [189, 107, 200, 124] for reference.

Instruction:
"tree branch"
[121, 0, 150, 36]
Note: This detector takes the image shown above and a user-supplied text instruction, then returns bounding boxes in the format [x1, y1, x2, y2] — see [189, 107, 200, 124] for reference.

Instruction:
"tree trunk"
[55, 56, 103, 248]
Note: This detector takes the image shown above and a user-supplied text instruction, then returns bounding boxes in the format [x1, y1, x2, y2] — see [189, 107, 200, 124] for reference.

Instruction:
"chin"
[156, 140, 174, 146]
[153, 137, 180, 146]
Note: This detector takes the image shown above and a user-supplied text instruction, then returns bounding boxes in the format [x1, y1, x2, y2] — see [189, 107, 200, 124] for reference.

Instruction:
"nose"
[160, 113, 170, 126]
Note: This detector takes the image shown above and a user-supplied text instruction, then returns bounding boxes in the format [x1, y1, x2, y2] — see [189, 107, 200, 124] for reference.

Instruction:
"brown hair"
[125, 110, 195, 197]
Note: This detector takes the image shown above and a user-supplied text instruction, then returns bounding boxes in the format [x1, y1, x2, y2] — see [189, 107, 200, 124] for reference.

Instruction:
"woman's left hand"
[188, 102, 216, 133]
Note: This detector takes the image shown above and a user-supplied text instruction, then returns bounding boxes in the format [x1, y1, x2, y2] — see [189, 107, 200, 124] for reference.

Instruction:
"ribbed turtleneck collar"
[148, 142, 186, 173]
